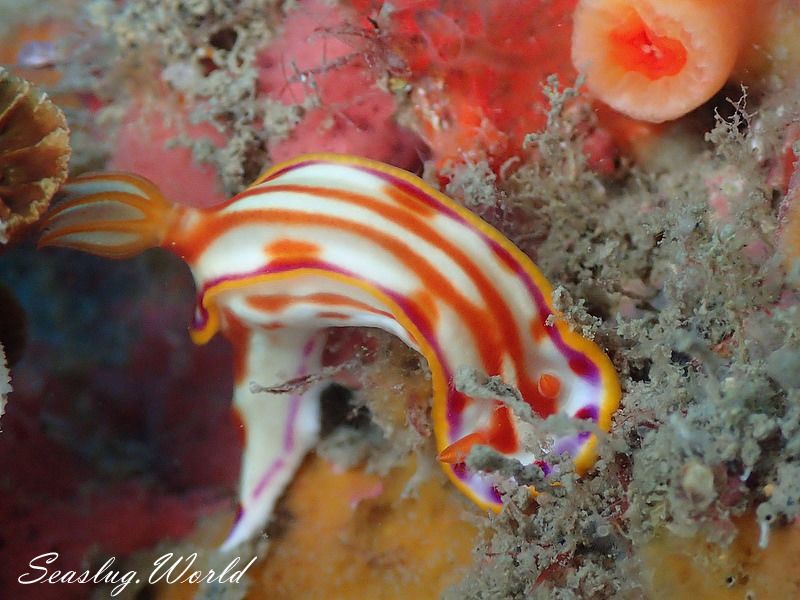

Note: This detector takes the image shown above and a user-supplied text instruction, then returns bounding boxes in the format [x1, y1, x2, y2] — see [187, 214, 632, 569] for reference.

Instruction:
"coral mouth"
[608, 9, 687, 81]
[572, 0, 746, 123]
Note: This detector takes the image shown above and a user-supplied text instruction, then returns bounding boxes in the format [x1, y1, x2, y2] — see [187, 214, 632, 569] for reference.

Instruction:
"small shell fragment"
[0, 67, 70, 245]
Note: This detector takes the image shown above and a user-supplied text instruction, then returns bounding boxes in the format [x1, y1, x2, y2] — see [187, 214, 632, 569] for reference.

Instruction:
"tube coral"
[571, 0, 748, 122]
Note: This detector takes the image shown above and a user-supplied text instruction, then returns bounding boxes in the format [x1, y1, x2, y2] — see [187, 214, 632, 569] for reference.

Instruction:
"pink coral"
[257, 0, 422, 169]
[109, 101, 228, 208]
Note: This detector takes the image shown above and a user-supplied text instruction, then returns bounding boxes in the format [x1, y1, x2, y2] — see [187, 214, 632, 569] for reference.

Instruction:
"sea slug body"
[571, 0, 749, 122]
[39, 153, 621, 549]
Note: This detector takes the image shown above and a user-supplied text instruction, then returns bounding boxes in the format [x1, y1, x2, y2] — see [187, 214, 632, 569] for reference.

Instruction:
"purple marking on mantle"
[251, 457, 286, 501]
[251, 335, 320, 500]
[574, 404, 599, 422]
[487, 238, 601, 385]
[191, 258, 350, 333]
[262, 159, 320, 183]
[552, 430, 592, 457]
[192, 257, 464, 433]
[364, 162, 602, 387]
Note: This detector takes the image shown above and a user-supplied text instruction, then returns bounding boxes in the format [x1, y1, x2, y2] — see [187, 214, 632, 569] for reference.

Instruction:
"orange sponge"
[572, 0, 748, 122]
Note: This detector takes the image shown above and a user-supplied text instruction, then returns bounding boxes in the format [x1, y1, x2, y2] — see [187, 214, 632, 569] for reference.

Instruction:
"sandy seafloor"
[1, 1, 800, 599]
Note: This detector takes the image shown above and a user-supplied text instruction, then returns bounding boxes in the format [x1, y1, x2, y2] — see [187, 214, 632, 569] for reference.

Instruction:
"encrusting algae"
[641, 514, 800, 599]
[149, 453, 478, 600]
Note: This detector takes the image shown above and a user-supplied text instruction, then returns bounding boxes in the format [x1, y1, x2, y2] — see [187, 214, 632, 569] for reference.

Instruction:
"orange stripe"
[184, 207, 497, 371]
[316, 311, 350, 320]
[48, 190, 153, 217]
[270, 183, 548, 411]
[264, 238, 321, 257]
[437, 431, 488, 464]
[409, 289, 439, 327]
[246, 292, 392, 318]
[185, 183, 553, 414]
[287, 184, 518, 381]
[245, 294, 292, 311]
[382, 183, 438, 217]
[222, 309, 250, 385]
[66, 172, 164, 201]
[485, 405, 518, 453]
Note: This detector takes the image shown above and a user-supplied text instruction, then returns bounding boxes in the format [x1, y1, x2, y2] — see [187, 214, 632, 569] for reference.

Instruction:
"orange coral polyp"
[572, 0, 748, 123]
[608, 11, 687, 80]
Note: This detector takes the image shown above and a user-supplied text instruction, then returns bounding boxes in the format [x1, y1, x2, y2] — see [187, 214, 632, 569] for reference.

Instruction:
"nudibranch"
[39, 153, 620, 549]
[571, 0, 748, 123]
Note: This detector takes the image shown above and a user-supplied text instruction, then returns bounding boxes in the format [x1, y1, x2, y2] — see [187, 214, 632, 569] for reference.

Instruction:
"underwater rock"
[778, 125, 800, 281]
[0, 340, 9, 420]
[149, 453, 476, 600]
[783, 155, 800, 279]
[783, 192, 800, 280]
[0, 283, 27, 367]
[0, 68, 70, 245]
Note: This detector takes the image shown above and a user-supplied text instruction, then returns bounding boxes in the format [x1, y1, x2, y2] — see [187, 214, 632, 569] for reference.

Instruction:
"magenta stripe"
[251, 457, 285, 499]
[261, 160, 318, 183]
[486, 239, 601, 384]
[192, 257, 465, 428]
[223, 160, 321, 207]
[251, 336, 319, 500]
[362, 165, 601, 385]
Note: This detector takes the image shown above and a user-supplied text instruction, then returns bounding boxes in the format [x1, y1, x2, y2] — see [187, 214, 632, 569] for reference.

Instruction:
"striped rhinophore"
[39, 172, 179, 258]
[40, 153, 621, 550]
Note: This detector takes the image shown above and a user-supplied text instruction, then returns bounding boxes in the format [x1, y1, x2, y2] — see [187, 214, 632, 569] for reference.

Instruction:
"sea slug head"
[571, 0, 747, 123]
